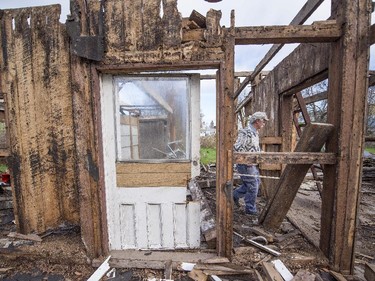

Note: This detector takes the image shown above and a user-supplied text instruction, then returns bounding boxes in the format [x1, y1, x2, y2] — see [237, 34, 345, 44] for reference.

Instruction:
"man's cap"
[249, 112, 269, 123]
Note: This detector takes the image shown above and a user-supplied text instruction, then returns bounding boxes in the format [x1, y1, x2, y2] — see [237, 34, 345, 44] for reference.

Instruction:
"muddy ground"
[0, 157, 374, 280]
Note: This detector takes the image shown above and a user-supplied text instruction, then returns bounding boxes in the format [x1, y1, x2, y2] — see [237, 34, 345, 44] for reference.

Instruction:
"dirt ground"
[0, 156, 374, 280]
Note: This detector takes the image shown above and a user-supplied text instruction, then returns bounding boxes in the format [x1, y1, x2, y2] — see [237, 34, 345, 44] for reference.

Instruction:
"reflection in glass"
[115, 76, 190, 161]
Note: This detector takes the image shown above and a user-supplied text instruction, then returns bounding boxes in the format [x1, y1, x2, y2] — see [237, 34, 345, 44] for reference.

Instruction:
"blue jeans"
[233, 164, 260, 214]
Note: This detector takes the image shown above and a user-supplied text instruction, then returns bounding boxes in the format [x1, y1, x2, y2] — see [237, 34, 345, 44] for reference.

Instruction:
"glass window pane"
[115, 76, 190, 161]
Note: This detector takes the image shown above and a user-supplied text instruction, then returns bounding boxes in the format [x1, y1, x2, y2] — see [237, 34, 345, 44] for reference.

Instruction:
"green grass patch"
[200, 147, 216, 165]
[0, 164, 7, 173]
[365, 147, 375, 154]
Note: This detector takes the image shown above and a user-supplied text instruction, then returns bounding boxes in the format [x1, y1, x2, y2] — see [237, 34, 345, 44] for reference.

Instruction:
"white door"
[101, 74, 201, 250]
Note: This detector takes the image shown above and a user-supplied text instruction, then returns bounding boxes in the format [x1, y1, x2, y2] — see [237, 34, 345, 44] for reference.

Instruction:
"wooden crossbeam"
[258, 123, 334, 230]
[233, 0, 325, 99]
[234, 22, 341, 45]
[234, 152, 336, 165]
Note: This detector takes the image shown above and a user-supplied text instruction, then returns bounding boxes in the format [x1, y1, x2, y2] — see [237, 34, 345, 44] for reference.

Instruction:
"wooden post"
[259, 123, 334, 230]
[321, 0, 371, 274]
[216, 11, 235, 258]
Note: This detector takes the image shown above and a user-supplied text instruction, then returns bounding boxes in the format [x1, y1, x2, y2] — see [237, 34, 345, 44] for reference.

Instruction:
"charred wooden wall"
[0, 0, 226, 258]
[0, 6, 79, 232]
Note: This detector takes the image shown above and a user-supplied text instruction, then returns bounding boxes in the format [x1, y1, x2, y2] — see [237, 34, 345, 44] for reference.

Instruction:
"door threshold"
[109, 249, 218, 270]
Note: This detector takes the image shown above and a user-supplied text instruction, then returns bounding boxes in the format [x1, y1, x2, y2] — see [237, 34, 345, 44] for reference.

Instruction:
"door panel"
[101, 74, 201, 250]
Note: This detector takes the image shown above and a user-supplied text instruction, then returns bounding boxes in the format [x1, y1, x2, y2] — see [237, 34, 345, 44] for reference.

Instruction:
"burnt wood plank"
[70, 1, 106, 258]
[258, 123, 334, 230]
[216, 14, 235, 258]
[321, 0, 372, 274]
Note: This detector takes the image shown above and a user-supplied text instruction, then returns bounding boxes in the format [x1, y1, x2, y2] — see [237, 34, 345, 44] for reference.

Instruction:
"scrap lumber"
[7, 232, 42, 242]
[262, 262, 283, 281]
[164, 260, 173, 280]
[188, 180, 216, 248]
[271, 260, 293, 281]
[194, 263, 253, 275]
[87, 256, 111, 281]
[364, 263, 375, 281]
[189, 10, 206, 28]
[259, 123, 334, 230]
[188, 269, 208, 281]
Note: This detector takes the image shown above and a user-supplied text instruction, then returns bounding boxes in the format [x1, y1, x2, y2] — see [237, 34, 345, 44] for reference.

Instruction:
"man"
[233, 111, 269, 215]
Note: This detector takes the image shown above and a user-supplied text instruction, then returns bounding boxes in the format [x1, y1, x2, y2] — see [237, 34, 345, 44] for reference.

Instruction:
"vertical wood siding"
[0, 5, 79, 233]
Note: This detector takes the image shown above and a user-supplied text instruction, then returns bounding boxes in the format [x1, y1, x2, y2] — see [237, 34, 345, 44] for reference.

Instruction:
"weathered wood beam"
[97, 61, 221, 72]
[235, 92, 252, 113]
[370, 23, 375, 45]
[258, 123, 334, 230]
[234, 22, 341, 45]
[321, 0, 372, 274]
[234, 152, 336, 165]
[302, 90, 328, 106]
[233, 0, 325, 99]
[201, 71, 270, 80]
[216, 12, 235, 258]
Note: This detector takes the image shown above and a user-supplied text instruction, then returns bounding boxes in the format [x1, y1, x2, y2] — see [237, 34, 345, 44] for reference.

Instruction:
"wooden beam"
[234, 152, 336, 165]
[321, 0, 372, 274]
[233, 0, 325, 99]
[370, 23, 375, 45]
[302, 91, 328, 105]
[216, 12, 235, 258]
[258, 123, 334, 230]
[201, 71, 270, 80]
[234, 21, 341, 45]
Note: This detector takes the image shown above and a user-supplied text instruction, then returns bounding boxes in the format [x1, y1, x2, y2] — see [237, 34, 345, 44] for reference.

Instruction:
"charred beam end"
[233, 22, 341, 45]
[234, 152, 337, 165]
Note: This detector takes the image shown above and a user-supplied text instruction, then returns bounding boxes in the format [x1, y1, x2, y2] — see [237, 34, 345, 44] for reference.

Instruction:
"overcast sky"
[0, 1, 373, 125]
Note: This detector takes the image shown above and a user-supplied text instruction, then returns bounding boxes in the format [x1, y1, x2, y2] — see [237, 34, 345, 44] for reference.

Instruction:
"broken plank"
[194, 263, 253, 274]
[204, 257, 230, 264]
[262, 262, 283, 281]
[164, 260, 173, 280]
[189, 10, 206, 28]
[364, 263, 375, 281]
[87, 256, 111, 281]
[271, 260, 293, 281]
[7, 232, 42, 242]
[188, 269, 208, 281]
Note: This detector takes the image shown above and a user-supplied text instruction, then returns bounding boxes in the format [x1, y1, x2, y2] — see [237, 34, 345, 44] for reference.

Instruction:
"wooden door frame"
[90, 61, 233, 257]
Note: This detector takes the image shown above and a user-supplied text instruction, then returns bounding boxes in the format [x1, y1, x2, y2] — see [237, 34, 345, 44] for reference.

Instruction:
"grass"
[0, 164, 7, 173]
[200, 147, 216, 165]
[365, 147, 375, 154]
